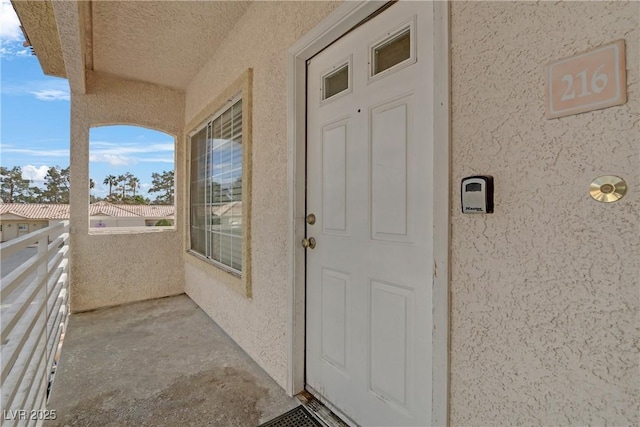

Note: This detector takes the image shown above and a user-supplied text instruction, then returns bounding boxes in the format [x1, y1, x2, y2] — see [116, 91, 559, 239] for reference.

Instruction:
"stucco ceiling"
[91, 1, 252, 90]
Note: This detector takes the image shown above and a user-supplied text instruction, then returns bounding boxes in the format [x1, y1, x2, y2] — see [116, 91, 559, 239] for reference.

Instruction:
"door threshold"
[296, 390, 354, 427]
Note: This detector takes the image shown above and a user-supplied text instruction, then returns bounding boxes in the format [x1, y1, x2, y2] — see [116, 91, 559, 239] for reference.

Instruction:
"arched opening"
[89, 125, 175, 231]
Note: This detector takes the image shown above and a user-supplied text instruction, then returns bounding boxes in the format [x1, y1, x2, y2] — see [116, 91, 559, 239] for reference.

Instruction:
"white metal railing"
[1, 221, 70, 426]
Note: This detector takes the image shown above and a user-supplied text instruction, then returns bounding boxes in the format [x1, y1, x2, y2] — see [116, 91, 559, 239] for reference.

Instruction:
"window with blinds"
[190, 98, 243, 273]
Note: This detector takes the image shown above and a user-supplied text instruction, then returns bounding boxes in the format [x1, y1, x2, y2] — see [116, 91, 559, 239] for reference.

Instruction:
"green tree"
[128, 175, 140, 197]
[103, 174, 117, 199]
[117, 174, 128, 200]
[155, 219, 172, 226]
[42, 166, 70, 203]
[23, 186, 44, 203]
[122, 195, 149, 205]
[0, 166, 31, 203]
[106, 172, 140, 202]
[148, 170, 174, 205]
[0, 166, 29, 203]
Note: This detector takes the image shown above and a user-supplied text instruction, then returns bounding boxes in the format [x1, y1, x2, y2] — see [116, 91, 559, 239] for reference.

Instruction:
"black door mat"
[258, 405, 324, 427]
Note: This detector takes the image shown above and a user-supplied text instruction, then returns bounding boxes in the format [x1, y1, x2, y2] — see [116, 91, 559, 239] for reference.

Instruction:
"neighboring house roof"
[0, 204, 70, 219]
[0, 202, 174, 220]
[116, 204, 175, 218]
[89, 202, 139, 217]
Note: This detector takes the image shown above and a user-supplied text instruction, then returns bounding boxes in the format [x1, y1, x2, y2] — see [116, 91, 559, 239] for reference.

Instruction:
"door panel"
[370, 96, 412, 242]
[306, 2, 434, 426]
[321, 268, 350, 372]
[322, 120, 350, 235]
[369, 280, 413, 408]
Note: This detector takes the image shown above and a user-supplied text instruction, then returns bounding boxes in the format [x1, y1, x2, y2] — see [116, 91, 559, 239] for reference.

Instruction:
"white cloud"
[0, 1, 22, 42]
[89, 153, 139, 167]
[0, 145, 69, 158]
[90, 142, 174, 155]
[0, 1, 31, 59]
[21, 164, 49, 182]
[0, 44, 30, 58]
[89, 141, 174, 166]
[1, 79, 70, 100]
[30, 89, 70, 101]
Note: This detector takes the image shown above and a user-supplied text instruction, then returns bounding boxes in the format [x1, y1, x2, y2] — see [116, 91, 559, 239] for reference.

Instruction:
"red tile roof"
[0, 204, 69, 219]
[0, 202, 174, 219]
[89, 201, 139, 217]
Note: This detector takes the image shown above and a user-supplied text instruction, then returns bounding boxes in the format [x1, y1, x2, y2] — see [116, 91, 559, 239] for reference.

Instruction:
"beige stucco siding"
[183, 1, 340, 388]
[0, 220, 49, 242]
[0, 221, 19, 242]
[450, 2, 639, 425]
[70, 72, 185, 312]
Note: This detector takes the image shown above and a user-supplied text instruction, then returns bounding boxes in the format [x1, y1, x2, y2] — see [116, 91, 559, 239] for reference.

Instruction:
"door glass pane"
[373, 28, 411, 75]
[323, 64, 349, 100]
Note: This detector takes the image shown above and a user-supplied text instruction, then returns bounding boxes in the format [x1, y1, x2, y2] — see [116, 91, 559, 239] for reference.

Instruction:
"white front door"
[305, 2, 435, 426]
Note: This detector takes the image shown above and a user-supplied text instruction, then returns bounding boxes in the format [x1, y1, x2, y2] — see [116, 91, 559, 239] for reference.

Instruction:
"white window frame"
[87, 126, 177, 236]
[185, 69, 253, 297]
[189, 94, 243, 275]
[367, 16, 416, 83]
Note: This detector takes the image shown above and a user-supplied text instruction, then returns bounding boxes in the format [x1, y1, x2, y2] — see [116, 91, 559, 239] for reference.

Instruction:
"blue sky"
[0, 1, 174, 200]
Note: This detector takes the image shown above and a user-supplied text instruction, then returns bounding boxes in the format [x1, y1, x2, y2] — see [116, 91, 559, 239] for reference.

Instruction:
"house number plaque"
[545, 39, 626, 119]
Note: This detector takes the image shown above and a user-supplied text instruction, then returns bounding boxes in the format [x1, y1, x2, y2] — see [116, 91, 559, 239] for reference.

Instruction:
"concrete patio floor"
[45, 294, 298, 426]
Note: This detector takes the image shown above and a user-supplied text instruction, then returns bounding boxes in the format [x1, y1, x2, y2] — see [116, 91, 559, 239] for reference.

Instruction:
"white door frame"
[286, 2, 450, 425]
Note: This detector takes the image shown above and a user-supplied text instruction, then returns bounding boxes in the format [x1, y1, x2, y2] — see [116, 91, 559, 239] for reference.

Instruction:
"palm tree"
[103, 175, 117, 198]
[117, 174, 128, 199]
[128, 175, 140, 197]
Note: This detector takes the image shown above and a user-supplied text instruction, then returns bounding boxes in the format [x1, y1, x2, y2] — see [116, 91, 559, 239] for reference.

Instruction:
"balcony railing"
[1, 221, 70, 425]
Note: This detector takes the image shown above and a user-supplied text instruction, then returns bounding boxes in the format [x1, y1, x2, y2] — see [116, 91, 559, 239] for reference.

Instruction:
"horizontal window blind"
[190, 99, 243, 273]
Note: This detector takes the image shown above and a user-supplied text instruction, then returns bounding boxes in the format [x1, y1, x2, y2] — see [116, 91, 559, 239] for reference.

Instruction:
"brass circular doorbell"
[589, 176, 627, 203]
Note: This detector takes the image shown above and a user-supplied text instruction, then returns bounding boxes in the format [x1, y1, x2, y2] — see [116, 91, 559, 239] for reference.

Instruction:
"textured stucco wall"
[70, 72, 185, 312]
[183, 1, 340, 388]
[450, 2, 639, 425]
[11, 0, 66, 78]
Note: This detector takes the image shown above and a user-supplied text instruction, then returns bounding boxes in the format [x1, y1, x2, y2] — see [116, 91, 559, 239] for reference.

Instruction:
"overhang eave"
[11, 0, 66, 79]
